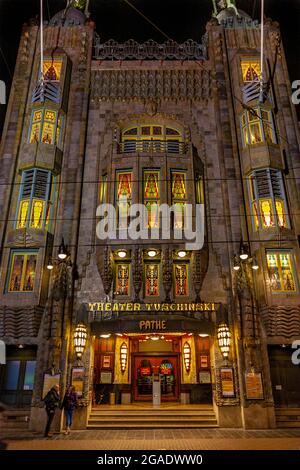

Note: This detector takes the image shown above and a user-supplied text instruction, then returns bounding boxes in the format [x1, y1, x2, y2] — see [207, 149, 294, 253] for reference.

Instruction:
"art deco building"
[0, 0, 300, 431]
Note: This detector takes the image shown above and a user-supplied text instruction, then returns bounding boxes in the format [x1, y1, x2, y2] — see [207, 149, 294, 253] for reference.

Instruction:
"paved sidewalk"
[2, 429, 300, 450]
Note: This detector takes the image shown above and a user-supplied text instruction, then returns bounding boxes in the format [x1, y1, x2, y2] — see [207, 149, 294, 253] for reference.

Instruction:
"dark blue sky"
[0, 0, 299, 133]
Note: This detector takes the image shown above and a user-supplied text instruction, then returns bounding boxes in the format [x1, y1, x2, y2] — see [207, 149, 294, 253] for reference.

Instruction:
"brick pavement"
[2, 429, 300, 450]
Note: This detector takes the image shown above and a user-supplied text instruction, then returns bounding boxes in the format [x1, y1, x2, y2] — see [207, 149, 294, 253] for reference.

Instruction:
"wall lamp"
[217, 322, 231, 359]
[183, 342, 191, 372]
[120, 342, 128, 373]
[74, 323, 88, 359]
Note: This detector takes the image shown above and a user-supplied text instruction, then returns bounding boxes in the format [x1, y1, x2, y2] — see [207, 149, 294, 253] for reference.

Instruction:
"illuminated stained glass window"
[266, 251, 297, 293]
[171, 171, 187, 229]
[115, 264, 130, 296]
[145, 263, 160, 296]
[16, 169, 55, 231]
[174, 264, 188, 297]
[241, 108, 277, 146]
[100, 175, 108, 203]
[241, 60, 261, 83]
[28, 109, 64, 148]
[43, 60, 62, 82]
[195, 175, 204, 204]
[143, 170, 160, 228]
[249, 169, 289, 230]
[121, 125, 183, 154]
[8, 251, 37, 292]
[116, 171, 132, 228]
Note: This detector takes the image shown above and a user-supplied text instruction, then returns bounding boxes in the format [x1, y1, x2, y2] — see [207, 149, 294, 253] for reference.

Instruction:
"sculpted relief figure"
[212, 0, 239, 17]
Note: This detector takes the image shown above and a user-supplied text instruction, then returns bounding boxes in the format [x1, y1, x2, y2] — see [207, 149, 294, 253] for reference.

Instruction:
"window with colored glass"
[266, 251, 297, 293]
[171, 171, 187, 229]
[7, 251, 37, 292]
[115, 264, 130, 296]
[143, 170, 160, 228]
[249, 169, 289, 230]
[195, 175, 204, 204]
[16, 168, 55, 231]
[116, 171, 132, 228]
[145, 263, 160, 297]
[174, 263, 189, 297]
[241, 108, 277, 146]
[100, 175, 108, 204]
[28, 109, 65, 148]
[241, 60, 261, 83]
[43, 59, 62, 82]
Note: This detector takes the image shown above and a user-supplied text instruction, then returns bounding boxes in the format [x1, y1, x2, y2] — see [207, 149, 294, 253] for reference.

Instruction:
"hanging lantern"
[74, 323, 88, 359]
[183, 342, 191, 372]
[217, 323, 231, 358]
[120, 342, 128, 373]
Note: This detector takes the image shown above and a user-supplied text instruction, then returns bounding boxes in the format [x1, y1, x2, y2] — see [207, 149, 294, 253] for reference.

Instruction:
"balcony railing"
[118, 140, 188, 155]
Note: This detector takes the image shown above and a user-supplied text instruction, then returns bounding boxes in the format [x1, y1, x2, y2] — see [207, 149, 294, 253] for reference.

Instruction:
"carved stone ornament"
[132, 247, 142, 302]
[100, 246, 113, 296]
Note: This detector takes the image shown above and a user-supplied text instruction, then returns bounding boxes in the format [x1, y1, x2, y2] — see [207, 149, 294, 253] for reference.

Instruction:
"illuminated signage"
[88, 302, 216, 312]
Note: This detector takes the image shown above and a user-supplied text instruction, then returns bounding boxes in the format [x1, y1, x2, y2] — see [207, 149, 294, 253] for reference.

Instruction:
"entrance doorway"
[268, 345, 300, 407]
[134, 355, 179, 401]
[0, 346, 37, 408]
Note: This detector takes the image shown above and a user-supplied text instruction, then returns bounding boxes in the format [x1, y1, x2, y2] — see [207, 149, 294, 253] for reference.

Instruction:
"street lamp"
[217, 322, 231, 359]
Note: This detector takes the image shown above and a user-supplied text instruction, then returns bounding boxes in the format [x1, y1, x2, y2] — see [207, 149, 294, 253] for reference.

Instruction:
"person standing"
[61, 385, 78, 435]
[43, 384, 60, 438]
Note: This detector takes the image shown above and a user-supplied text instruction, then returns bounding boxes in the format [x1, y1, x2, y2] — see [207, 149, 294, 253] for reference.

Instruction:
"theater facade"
[0, 1, 300, 431]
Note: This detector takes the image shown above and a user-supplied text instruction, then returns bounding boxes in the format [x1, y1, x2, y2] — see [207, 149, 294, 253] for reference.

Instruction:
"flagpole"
[40, 0, 44, 82]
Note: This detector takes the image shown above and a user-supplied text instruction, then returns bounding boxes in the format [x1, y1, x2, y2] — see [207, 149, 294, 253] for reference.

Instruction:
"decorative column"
[162, 247, 172, 303]
[132, 246, 142, 302]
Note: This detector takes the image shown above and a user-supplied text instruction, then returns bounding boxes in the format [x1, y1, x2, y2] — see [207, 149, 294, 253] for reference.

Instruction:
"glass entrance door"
[0, 347, 36, 407]
[134, 355, 179, 401]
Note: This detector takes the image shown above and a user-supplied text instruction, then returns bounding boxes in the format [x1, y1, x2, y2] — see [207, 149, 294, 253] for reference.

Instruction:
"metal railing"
[118, 140, 187, 155]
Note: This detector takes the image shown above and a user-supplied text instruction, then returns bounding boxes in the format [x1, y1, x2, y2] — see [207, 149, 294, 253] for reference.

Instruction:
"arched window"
[120, 124, 185, 154]
[241, 60, 261, 84]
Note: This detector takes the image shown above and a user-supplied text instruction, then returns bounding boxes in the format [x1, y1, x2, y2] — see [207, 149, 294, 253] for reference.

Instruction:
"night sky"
[0, 0, 299, 134]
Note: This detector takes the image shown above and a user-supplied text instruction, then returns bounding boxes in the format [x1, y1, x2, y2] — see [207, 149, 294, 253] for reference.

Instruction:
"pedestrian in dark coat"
[43, 384, 60, 437]
[61, 385, 78, 434]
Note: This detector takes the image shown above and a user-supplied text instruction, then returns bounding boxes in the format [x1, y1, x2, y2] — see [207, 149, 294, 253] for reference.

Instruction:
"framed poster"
[200, 355, 209, 368]
[220, 368, 235, 398]
[71, 367, 85, 398]
[245, 371, 264, 400]
[199, 371, 211, 384]
[42, 373, 61, 400]
[101, 355, 112, 369]
[100, 371, 112, 384]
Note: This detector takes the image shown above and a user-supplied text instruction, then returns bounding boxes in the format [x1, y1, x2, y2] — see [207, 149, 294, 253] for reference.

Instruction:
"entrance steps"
[87, 404, 218, 429]
[1, 409, 30, 431]
[275, 408, 300, 428]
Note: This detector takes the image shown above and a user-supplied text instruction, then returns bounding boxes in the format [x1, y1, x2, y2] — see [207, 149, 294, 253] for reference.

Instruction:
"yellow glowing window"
[16, 169, 54, 231]
[145, 263, 160, 296]
[174, 264, 189, 297]
[196, 176, 204, 204]
[267, 252, 296, 293]
[172, 171, 187, 229]
[116, 171, 132, 228]
[42, 110, 56, 145]
[43, 60, 62, 82]
[115, 264, 130, 296]
[249, 169, 289, 231]
[241, 108, 276, 147]
[144, 170, 160, 229]
[8, 251, 37, 292]
[241, 60, 261, 83]
[100, 175, 108, 204]
[29, 110, 43, 143]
